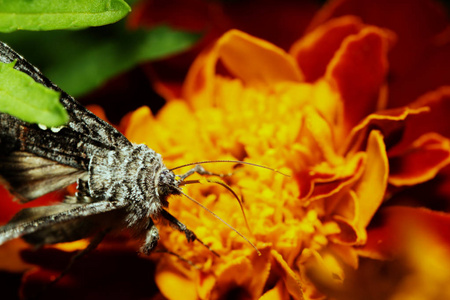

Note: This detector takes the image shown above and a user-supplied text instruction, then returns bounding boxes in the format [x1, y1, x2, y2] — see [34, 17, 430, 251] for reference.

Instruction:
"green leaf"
[0, 0, 131, 32]
[0, 25, 202, 96]
[0, 61, 68, 127]
[48, 26, 202, 96]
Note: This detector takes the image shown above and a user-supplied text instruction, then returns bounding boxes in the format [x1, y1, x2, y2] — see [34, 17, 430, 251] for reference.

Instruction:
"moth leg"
[178, 164, 234, 181]
[140, 218, 159, 255]
[161, 209, 220, 257]
[141, 219, 202, 268]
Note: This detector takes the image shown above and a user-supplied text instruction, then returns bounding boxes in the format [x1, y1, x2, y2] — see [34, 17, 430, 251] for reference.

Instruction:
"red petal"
[345, 106, 428, 155]
[307, 0, 448, 77]
[307, 0, 450, 108]
[329, 130, 388, 245]
[389, 87, 450, 156]
[290, 16, 363, 82]
[389, 133, 450, 186]
[130, 0, 319, 101]
[296, 153, 365, 202]
[325, 27, 395, 131]
[129, 0, 319, 51]
[389, 40, 450, 108]
[361, 206, 450, 259]
[222, 0, 320, 51]
[0, 187, 66, 225]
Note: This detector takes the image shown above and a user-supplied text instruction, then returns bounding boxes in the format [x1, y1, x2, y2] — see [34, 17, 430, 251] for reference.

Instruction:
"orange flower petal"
[344, 106, 429, 156]
[330, 193, 359, 245]
[196, 271, 216, 300]
[389, 133, 450, 186]
[390, 87, 450, 155]
[211, 247, 272, 299]
[326, 27, 395, 131]
[330, 130, 388, 245]
[0, 185, 22, 224]
[155, 257, 198, 300]
[306, 0, 450, 109]
[124, 106, 156, 144]
[124, 102, 200, 159]
[183, 29, 303, 107]
[297, 152, 365, 202]
[328, 243, 359, 269]
[259, 280, 288, 300]
[85, 104, 108, 122]
[299, 248, 344, 299]
[290, 15, 363, 82]
[388, 220, 450, 299]
[0, 187, 67, 225]
[352, 130, 388, 233]
[306, 0, 447, 75]
[221, 0, 320, 51]
[270, 250, 303, 300]
[389, 36, 450, 108]
[0, 240, 32, 272]
[361, 206, 450, 260]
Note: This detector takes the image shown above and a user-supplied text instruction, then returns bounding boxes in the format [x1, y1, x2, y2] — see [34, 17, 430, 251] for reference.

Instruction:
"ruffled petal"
[155, 257, 198, 300]
[124, 106, 157, 145]
[351, 130, 388, 236]
[296, 152, 365, 202]
[307, 0, 450, 108]
[259, 280, 288, 300]
[330, 130, 388, 245]
[210, 247, 272, 299]
[389, 38, 450, 108]
[299, 248, 344, 299]
[270, 250, 303, 300]
[183, 30, 303, 107]
[290, 15, 363, 82]
[389, 133, 450, 186]
[328, 243, 359, 269]
[0, 186, 22, 224]
[325, 27, 395, 131]
[0, 240, 32, 272]
[391, 87, 450, 154]
[344, 106, 429, 155]
[361, 206, 450, 260]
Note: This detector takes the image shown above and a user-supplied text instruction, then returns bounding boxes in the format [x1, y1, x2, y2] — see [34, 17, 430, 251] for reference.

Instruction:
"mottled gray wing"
[0, 151, 86, 201]
[0, 201, 127, 245]
[0, 41, 132, 201]
[0, 41, 131, 151]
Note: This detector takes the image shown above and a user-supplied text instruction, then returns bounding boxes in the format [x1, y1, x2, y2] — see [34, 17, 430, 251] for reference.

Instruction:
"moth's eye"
[156, 169, 178, 198]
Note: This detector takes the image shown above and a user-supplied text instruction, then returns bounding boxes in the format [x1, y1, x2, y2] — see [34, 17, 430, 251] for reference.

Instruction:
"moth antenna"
[181, 179, 252, 235]
[176, 188, 261, 256]
[170, 160, 290, 177]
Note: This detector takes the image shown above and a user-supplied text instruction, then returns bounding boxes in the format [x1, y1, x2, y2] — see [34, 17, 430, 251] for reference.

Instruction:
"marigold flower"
[122, 9, 450, 297]
[122, 0, 450, 296]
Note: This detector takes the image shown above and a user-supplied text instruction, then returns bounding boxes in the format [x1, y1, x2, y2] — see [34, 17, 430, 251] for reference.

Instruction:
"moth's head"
[155, 168, 180, 204]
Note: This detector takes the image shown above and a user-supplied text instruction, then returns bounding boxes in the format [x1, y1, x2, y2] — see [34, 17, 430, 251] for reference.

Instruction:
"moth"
[0, 41, 262, 267]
